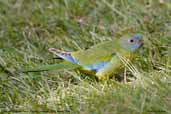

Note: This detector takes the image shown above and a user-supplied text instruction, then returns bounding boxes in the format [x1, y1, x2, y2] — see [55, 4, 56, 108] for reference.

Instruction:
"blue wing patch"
[51, 48, 109, 72]
[84, 62, 109, 72]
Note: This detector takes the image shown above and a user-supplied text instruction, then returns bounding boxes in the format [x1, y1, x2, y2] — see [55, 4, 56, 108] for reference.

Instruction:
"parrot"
[23, 34, 143, 81]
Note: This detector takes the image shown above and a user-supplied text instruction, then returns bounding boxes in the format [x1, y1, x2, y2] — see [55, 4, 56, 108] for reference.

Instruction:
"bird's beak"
[138, 39, 143, 48]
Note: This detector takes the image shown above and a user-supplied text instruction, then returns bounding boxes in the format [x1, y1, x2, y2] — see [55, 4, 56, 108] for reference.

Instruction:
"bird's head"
[120, 34, 143, 51]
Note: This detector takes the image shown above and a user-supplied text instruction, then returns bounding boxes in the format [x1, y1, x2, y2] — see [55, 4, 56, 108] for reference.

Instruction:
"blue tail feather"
[56, 53, 78, 64]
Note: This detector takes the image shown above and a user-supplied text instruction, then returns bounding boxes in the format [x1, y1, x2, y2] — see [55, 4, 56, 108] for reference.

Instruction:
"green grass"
[0, 0, 171, 113]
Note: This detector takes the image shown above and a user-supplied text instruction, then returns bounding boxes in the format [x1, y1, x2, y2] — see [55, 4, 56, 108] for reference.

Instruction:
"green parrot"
[23, 34, 143, 81]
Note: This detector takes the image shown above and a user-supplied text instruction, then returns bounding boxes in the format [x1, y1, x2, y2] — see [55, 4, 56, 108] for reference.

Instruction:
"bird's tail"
[21, 61, 80, 73]
[48, 48, 78, 64]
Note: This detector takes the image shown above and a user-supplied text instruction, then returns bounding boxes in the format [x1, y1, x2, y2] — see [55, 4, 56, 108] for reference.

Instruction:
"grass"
[0, 0, 171, 113]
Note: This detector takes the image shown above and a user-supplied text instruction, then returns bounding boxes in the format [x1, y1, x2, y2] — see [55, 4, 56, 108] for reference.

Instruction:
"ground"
[0, 0, 171, 114]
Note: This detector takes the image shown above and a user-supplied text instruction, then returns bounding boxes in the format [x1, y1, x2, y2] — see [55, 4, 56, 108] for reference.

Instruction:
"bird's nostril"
[138, 39, 143, 43]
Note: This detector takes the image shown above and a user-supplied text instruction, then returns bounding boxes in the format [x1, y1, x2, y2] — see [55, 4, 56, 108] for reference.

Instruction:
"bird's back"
[71, 39, 120, 65]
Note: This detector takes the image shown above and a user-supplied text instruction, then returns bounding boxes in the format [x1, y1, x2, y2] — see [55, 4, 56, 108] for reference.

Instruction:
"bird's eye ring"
[130, 39, 134, 43]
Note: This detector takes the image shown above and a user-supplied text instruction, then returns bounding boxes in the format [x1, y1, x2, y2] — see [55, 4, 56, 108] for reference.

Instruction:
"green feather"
[21, 61, 80, 73]
[71, 36, 133, 65]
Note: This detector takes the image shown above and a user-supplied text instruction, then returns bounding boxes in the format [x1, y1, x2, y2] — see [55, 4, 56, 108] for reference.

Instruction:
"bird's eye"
[130, 39, 134, 43]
